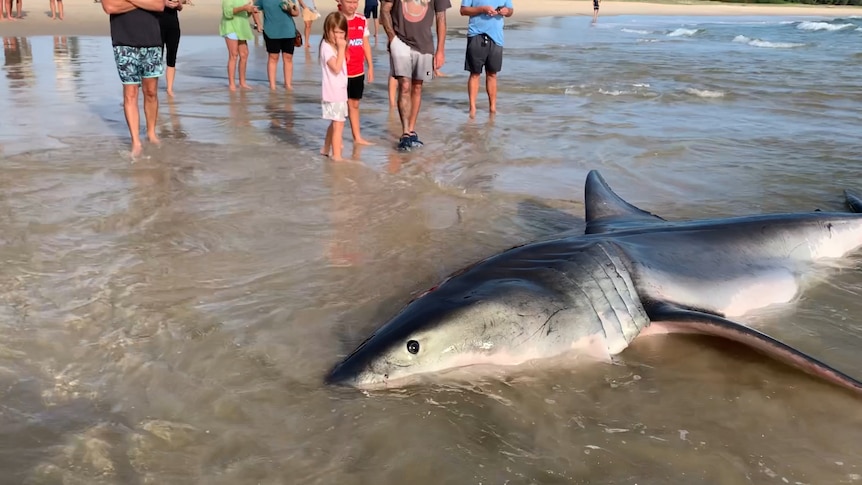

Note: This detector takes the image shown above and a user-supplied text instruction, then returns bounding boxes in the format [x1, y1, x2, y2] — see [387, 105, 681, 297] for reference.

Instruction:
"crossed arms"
[102, 0, 164, 15]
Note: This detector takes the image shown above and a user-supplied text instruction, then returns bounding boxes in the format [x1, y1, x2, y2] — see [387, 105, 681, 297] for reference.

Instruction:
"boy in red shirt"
[340, 0, 374, 145]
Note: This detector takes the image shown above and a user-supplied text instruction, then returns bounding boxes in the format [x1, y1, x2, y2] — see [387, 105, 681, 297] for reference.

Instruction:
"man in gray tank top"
[101, 0, 165, 157]
[381, 0, 451, 152]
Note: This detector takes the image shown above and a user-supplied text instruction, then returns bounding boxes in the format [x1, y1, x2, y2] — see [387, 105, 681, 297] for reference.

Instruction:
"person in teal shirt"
[220, 0, 262, 90]
[255, 0, 299, 90]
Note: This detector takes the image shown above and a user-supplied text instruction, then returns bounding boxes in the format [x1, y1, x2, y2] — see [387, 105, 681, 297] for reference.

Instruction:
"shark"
[326, 170, 862, 393]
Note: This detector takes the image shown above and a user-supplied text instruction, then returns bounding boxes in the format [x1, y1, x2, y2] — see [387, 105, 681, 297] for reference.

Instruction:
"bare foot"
[331, 156, 344, 162]
[269, 84, 276, 90]
[130, 142, 143, 158]
[320, 149, 330, 157]
[148, 133, 161, 145]
[489, 106, 496, 114]
[353, 138, 374, 146]
[468, 108, 476, 119]
[240, 83, 253, 90]
[229, 84, 237, 92]
[285, 84, 293, 90]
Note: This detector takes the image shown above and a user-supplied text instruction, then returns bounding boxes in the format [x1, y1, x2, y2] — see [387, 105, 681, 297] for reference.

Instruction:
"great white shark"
[327, 171, 862, 392]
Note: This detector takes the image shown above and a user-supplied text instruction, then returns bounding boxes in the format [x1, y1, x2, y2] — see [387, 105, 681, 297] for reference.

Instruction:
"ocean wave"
[621, 28, 652, 35]
[685, 88, 725, 98]
[796, 21, 856, 31]
[732, 35, 804, 48]
[667, 28, 700, 37]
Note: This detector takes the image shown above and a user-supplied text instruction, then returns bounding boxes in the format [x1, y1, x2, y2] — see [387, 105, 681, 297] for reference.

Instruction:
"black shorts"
[264, 33, 296, 55]
[593, 0, 599, 9]
[464, 34, 503, 75]
[347, 74, 365, 100]
[364, 3, 378, 18]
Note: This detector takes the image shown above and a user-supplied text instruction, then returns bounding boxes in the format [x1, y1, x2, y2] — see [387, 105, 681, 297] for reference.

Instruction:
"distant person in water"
[460, 0, 513, 118]
[101, 0, 165, 157]
[2, 0, 21, 19]
[220, 0, 262, 90]
[592, 0, 600, 23]
[363, 0, 378, 39]
[161, 0, 182, 96]
[256, 0, 300, 90]
[50, 0, 65, 20]
[297, 0, 320, 49]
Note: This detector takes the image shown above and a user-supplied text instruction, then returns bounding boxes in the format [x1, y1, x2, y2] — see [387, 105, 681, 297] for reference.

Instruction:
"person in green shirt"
[255, 0, 299, 90]
[220, 0, 262, 90]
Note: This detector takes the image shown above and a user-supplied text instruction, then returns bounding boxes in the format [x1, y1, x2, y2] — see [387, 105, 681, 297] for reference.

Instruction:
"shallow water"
[1, 14, 861, 484]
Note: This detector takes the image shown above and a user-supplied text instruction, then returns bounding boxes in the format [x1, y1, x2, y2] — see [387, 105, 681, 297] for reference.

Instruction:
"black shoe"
[397, 134, 412, 152]
[408, 131, 423, 148]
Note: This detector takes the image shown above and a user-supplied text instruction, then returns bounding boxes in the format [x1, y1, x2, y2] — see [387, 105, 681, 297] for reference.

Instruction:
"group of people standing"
[319, 0, 513, 158]
[101, 0, 514, 160]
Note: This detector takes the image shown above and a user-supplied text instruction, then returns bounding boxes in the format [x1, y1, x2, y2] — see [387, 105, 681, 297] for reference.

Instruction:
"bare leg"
[330, 120, 345, 161]
[225, 37, 238, 91]
[304, 20, 312, 49]
[388, 76, 397, 108]
[14, 0, 20, 18]
[321, 122, 333, 156]
[282, 52, 293, 89]
[396, 76, 412, 135]
[50, 0, 56, 19]
[267, 52, 278, 89]
[122, 84, 143, 156]
[407, 80, 422, 134]
[467, 72, 479, 118]
[347, 98, 372, 145]
[238, 41, 252, 89]
[165, 66, 176, 96]
[142, 77, 160, 144]
[486, 71, 497, 113]
[58, 0, 63, 19]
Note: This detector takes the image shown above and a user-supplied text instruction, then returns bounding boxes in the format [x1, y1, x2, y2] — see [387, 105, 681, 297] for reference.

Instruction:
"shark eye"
[406, 340, 420, 354]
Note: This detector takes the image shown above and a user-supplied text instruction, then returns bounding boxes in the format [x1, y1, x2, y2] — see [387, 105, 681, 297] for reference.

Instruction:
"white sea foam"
[732, 35, 804, 48]
[796, 21, 855, 31]
[621, 28, 652, 35]
[667, 28, 699, 37]
[685, 88, 725, 98]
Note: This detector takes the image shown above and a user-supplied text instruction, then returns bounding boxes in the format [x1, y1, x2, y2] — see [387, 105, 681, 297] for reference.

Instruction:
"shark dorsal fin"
[584, 170, 667, 234]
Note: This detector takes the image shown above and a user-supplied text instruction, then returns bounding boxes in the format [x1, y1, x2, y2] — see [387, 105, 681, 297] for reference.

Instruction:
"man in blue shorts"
[363, 0, 379, 39]
[381, 0, 451, 152]
[101, 0, 165, 157]
[460, 0, 512, 118]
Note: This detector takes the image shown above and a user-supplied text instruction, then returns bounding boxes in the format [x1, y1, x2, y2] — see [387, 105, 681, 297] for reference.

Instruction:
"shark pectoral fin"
[644, 302, 862, 395]
[584, 170, 667, 235]
[845, 189, 862, 213]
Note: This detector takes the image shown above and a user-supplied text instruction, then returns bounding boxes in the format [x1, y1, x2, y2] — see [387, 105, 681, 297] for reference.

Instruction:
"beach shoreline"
[1, 0, 860, 37]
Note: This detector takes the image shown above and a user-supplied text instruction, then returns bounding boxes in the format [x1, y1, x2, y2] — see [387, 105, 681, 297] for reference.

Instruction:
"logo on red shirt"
[346, 15, 367, 77]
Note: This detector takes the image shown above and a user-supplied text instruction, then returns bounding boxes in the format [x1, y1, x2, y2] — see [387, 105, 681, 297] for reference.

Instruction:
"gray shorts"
[389, 36, 433, 83]
[465, 34, 503, 74]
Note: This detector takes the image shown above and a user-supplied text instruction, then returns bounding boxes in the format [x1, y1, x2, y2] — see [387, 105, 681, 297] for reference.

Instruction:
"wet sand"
[1, 0, 861, 37]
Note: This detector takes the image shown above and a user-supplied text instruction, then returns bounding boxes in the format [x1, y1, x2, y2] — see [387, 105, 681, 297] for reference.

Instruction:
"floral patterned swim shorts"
[112, 46, 164, 85]
[322, 101, 348, 122]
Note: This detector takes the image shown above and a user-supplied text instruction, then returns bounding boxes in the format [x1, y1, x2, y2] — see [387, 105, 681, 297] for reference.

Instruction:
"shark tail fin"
[844, 190, 862, 213]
